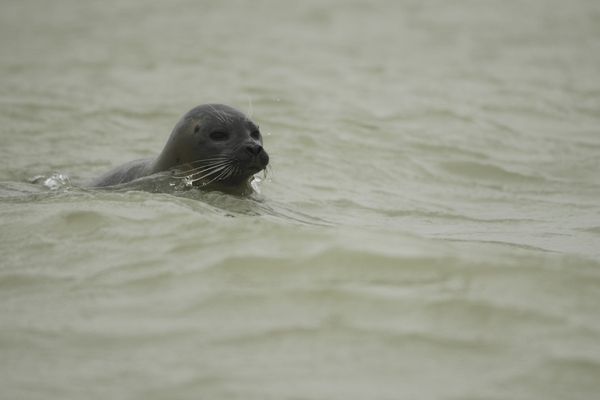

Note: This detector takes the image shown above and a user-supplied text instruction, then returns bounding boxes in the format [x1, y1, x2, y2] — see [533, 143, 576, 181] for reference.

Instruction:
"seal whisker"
[187, 157, 231, 166]
[172, 161, 229, 176]
[246, 96, 254, 119]
[216, 106, 232, 124]
[190, 163, 231, 186]
[214, 164, 235, 182]
[185, 159, 231, 172]
[216, 165, 232, 181]
[173, 158, 230, 172]
[186, 165, 229, 184]
[208, 105, 230, 125]
[211, 163, 240, 184]
[172, 160, 232, 178]
[223, 164, 236, 179]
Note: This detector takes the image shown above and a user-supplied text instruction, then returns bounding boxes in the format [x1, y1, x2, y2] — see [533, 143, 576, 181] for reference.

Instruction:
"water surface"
[1, 0, 600, 399]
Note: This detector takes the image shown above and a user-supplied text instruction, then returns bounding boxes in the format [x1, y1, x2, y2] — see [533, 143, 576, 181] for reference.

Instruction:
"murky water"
[1, 0, 600, 399]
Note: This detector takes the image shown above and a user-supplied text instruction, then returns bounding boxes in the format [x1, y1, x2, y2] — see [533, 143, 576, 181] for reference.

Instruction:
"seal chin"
[236, 161, 267, 180]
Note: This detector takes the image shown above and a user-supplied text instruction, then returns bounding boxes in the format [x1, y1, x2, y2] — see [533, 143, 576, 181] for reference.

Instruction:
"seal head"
[90, 104, 269, 192]
[154, 104, 269, 188]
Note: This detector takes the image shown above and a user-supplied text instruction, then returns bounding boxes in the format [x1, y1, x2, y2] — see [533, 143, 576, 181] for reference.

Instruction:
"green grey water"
[1, 0, 600, 399]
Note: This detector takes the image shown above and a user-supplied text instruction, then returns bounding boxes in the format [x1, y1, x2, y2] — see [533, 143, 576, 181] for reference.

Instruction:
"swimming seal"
[90, 104, 269, 193]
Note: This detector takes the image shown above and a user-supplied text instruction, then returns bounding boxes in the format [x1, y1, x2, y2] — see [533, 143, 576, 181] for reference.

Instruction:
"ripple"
[439, 160, 544, 183]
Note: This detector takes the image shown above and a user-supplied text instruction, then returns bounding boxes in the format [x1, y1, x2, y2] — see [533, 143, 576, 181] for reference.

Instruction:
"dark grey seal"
[90, 104, 269, 194]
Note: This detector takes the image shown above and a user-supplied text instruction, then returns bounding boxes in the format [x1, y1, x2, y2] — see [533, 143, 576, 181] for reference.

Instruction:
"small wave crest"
[29, 173, 72, 190]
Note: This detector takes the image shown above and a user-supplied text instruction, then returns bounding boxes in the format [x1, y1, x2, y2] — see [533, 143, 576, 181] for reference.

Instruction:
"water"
[2, 0, 600, 399]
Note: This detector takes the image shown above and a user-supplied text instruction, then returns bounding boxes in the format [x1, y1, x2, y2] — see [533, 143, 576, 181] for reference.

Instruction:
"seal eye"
[209, 131, 229, 141]
[250, 130, 260, 140]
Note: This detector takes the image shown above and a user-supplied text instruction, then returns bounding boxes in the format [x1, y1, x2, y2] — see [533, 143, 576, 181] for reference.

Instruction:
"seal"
[90, 104, 269, 193]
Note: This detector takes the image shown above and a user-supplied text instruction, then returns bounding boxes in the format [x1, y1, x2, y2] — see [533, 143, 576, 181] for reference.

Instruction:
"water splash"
[182, 175, 194, 189]
[29, 173, 72, 190]
[250, 175, 262, 194]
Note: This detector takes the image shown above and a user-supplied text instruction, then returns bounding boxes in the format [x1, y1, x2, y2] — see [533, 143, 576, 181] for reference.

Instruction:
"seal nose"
[245, 143, 263, 156]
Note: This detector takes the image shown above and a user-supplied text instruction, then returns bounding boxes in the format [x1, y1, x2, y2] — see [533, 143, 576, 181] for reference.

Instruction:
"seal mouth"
[246, 158, 267, 172]
[238, 150, 269, 176]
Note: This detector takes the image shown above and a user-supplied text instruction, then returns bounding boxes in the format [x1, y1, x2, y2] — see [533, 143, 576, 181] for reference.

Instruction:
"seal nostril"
[245, 144, 263, 156]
